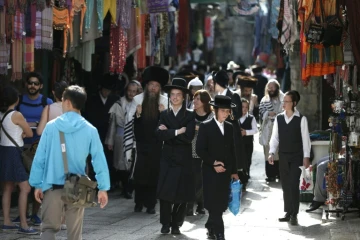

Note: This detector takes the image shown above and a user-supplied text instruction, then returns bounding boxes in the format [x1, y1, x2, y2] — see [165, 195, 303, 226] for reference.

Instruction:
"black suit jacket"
[225, 89, 241, 121]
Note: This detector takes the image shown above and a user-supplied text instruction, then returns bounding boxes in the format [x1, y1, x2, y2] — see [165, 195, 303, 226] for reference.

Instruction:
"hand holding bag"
[59, 131, 98, 208]
[228, 179, 242, 216]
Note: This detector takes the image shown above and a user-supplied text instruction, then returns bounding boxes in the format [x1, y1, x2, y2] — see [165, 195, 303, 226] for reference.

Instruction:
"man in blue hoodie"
[29, 85, 110, 240]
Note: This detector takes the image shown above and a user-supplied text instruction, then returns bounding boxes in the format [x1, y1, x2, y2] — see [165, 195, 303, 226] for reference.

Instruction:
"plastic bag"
[228, 180, 242, 216]
[299, 166, 314, 192]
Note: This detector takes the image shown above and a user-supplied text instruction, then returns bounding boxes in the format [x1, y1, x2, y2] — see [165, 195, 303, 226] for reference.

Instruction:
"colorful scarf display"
[35, 10, 42, 49]
[11, 40, 22, 81]
[41, 6, 53, 50]
[109, 23, 128, 73]
[23, 37, 35, 72]
[127, 7, 141, 56]
[0, 42, 10, 75]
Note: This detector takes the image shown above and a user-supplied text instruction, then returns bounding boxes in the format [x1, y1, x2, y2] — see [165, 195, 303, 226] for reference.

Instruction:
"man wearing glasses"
[13, 72, 53, 226]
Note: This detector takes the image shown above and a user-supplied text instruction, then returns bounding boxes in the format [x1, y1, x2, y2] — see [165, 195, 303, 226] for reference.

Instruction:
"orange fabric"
[70, 0, 86, 45]
[53, 6, 70, 57]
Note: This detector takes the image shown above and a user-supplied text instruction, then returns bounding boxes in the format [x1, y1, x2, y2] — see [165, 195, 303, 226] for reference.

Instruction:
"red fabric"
[109, 24, 128, 74]
[176, 0, 189, 56]
[136, 14, 146, 69]
[204, 17, 211, 37]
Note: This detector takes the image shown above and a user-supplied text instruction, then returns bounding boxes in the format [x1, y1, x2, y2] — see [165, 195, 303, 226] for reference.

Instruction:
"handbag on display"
[305, 0, 324, 44]
[322, 0, 347, 47]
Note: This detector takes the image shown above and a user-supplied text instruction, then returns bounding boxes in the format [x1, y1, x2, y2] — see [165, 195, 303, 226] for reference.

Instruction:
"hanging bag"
[228, 179, 242, 216]
[305, 0, 324, 44]
[59, 131, 98, 208]
[322, 0, 347, 47]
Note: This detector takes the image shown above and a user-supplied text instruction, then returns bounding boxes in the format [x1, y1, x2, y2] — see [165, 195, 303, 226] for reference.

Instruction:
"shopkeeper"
[268, 90, 311, 226]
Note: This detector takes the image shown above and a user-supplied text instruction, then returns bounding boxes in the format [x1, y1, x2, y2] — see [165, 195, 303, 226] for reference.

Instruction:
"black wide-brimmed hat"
[100, 73, 117, 90]
[232, 71, 249, 82]
[236, 75, 258, 89]
[175, 70, 205, 84]
[209, 95, 236, 109]
[142, 66, 169, 87]
[163, 78, 190, 93]
[213, 70, 229, 88]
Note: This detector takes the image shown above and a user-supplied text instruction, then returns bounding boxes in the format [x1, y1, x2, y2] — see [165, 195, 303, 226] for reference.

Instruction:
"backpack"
[16, 95, 48, 111]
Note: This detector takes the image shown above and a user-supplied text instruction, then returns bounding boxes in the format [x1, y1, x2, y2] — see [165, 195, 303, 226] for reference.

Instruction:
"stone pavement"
[1, 135, 360, 240]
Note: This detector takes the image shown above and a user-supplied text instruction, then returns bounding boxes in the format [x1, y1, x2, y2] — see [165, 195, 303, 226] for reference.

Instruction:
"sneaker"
[61, 224, 67, 230]
[12, 215, 31, 224]
[30, 215, 42, 226]
[17, 227, 38, 235]
[2, 224, 19, 231]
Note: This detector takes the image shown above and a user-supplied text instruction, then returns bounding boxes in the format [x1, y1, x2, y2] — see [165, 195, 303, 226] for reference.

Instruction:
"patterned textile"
[109, 24, 128, 73]
[35, 10, 42, 49]
[35, 0, 46, 11]
[0, 146, 28, 182]
[84, 0, 93, 30]
[127, 7, 141, 56]
[268, 0, 280, 39]
[0, 42, 10, 75]
[41, 6, 53, 50]
[5, 13, 13, 43]
[23, 37, 34, 72]
[299, 0, 343, 85]
[0, 7, 5, 43]
[25, 3, 36, 37]
[119, 0, 131, 29]
[13, 10, 24, 40]
[136, 14, 146, 69]
[191, 112, 214, 158]
[11, 40, 22, 81]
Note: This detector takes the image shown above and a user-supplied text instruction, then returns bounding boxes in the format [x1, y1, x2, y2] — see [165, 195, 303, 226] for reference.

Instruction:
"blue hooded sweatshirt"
[29, 111, 110, 192]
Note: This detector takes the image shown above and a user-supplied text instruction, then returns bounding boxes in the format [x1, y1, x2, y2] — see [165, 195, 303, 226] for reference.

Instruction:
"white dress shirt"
[214, 117, 224, 135]
[172, 106, 182, 136]
[239, 113, 258, 136]
[219, 88, 228, 96]
[269, 110, 311, 158]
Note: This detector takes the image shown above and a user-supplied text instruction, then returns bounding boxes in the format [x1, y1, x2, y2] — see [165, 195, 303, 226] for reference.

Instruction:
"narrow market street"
[0, 134, 358, 240]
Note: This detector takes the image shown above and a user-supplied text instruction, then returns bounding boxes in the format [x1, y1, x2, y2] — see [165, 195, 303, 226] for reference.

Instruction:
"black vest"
[277, 113, 303, 154]
[239, 115, 254, 144]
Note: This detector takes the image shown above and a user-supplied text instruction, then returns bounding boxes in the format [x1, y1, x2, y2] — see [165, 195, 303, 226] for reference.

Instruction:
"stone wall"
[289, 41, 322, 131]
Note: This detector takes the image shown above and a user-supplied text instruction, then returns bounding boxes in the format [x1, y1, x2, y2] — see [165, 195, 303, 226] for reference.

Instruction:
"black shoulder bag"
[305, 0, 324, 44]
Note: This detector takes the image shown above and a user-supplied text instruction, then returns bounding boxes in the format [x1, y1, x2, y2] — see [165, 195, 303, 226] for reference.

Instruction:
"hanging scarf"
[345, 0, 360, 67]
[13, 10, 24, 40]
[34, 0, 46, 11]
[0, 6, 5, 43]
[70, 0, 86, 42]
[0, 42, 9, 75]
[25, 3, 36, 37]
[11, 40, 22, 81]
[177, 0, 189, 55]
[136, 14, 146, 69]
[119, 0, 131, 29]
[23, 37, 35, 72]
[0, 0, 4, 11]
[41, 6, 53, 50]
[109, 24, 128, 73]
[35, 10, 42, 49]
[127, 7, 141, 56]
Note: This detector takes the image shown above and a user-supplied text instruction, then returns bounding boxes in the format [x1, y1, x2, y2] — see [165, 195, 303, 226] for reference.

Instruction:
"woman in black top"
[187, 90, 214, 216]
[156, 78, 196, 235]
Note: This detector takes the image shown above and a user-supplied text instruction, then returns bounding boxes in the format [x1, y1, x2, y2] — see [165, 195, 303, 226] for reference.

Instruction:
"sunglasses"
[27, 81, 41, 86]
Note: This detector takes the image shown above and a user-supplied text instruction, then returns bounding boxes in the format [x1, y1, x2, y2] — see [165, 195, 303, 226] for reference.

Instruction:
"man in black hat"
[156, 78, 196, 235]
[251, 65, 268, 107]
[126, 66, 169, 215]
[213, 70, 247, 186]
[85, 73, 119, 189]
[235, 73, 259, 117]
[196, 95, 239, 240]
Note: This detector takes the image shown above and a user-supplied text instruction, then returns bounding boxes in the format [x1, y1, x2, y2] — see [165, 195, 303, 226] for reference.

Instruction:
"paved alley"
[1, 135, 359, 240]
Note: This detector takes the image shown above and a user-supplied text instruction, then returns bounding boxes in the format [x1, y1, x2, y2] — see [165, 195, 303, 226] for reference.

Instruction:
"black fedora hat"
[100, 73, 117, 90]
[142, 66, 169, 87]
[213, 70, 229, 88]
[163, 78, 190, 93]
[236, 75, 258, 89]
[209, 95, 236, 109]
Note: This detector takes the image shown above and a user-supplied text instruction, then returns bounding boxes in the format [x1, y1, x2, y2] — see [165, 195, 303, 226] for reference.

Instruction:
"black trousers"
[119, 170, 133, 194]
[160, 200, 187, 227]
[265, 160, 280, 179]
[187, 158, 204, 212]
[244, 142, 254, 176]
[279, 153, 302, 215]
[134, 184, 157, 209]
[205, 211, 224, 234]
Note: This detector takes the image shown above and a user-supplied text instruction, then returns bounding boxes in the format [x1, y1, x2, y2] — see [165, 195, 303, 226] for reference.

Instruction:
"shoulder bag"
[0, 110, 34, 173]
[305, 0, 324, 44]
[322, 0, 347, 47]
[59, 131, 98, 208]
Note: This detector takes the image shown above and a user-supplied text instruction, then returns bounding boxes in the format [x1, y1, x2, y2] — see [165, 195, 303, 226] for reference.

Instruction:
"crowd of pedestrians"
[0, 63, 311, 240]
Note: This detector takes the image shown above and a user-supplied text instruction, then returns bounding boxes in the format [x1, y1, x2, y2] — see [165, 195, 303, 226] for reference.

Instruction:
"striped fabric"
[41, 6, 53, 50]
[35, 10, 42, 49]
[23, 37, 35, 72]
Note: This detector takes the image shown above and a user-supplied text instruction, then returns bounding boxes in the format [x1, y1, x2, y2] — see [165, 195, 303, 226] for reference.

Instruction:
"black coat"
[133, 115, 163, 187]
[225, 90, 247, 171]
[85, 93, 119, 142]
[196, 118, 237, 212]
[156, 107, 196, 203]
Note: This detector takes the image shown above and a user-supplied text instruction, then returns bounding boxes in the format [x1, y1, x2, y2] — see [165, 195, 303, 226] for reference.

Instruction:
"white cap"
[187, 77, 203, 89]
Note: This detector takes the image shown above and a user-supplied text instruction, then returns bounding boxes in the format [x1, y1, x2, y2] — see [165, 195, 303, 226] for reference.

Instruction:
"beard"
[27, 88, 40, 96]
[269, 88, 279, 98]
[142, 89, 160, 121]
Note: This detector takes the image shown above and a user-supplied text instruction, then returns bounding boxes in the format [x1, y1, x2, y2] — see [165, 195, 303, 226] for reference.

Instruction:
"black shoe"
[266, 177, 276, 182]
[134, 204, 143, 212]
[278, 213, 291, 222]
[123, 192, 133, 199]
[206, 228, 215, 239]
[306, 201, 324, 212]
[171, 226, 181, 235]
[196, 207, 206, 215]
[146, 208, 156, 214]
[161, 224, 170, 234]
[290, 214, 298, 225]
[215, 232, 225, 240]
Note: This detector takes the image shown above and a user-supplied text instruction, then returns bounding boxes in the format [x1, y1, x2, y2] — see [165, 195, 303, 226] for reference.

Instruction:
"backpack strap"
[41, 95, 47, 107]
[16, 95, 48, 109]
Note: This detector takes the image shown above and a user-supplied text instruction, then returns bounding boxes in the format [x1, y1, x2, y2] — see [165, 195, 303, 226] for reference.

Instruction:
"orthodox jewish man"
[196, 95, 239, 240]
[156, 78, 196, 235]
[126, 66, 169, 214]
[213, 70, 247, 186]
[234, 72, 258, 116]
